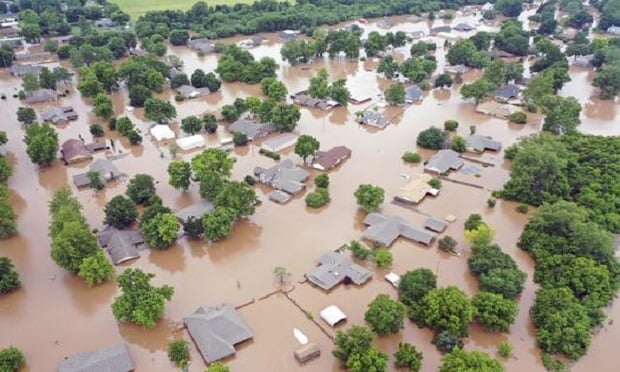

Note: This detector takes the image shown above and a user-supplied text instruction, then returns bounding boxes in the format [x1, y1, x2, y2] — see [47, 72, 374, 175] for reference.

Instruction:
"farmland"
[109, 0, 256, 20]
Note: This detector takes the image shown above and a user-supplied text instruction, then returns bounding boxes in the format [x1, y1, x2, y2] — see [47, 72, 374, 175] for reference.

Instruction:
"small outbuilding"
[268, 190, 292, 204]
[261, 133, 298, 153]
[176, 134, 205, 151]
[320, 305, 347, 327]
[150, 125, 175, 141]
[385, 272, 401, 287]
[424, 217, 448, 233]
[295, 343, 321, 364]
[394, 174, 439, 204]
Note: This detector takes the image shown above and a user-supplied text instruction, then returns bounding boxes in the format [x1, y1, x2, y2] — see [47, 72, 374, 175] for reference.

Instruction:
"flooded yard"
[0, 10, 618, 372]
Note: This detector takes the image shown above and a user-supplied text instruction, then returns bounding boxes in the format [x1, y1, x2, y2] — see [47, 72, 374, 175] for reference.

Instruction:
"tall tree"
[364, 294, 406, 335]
[167, 161, 192, 191]
[24, 123, 58, 166]
[354, 184, 385, 212]
[294, 135, 320, 162]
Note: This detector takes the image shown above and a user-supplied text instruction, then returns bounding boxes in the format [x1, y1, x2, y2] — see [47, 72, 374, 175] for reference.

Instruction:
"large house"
[41, 106, 78, 124]
[97, 226, 144, 265]
[310, 146, 351, 171]
[228, 118, 277, 141]
[356, 109, 391, 129]
[394, 174, 439, 204]
[424, 149, 464, 174]
[465, 135, 502, 153]
[493, 84, 522, 102]
[58, 343, 134, 372]
[361, 213, 437, 246]
[261, 133, 298, 153]
[306, 251, 372, 291]
[254, 159, 309, 195]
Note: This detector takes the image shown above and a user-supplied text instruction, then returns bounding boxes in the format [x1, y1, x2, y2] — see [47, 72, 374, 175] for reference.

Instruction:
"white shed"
[150, 125, 175, 141]
[320, 305, 347, 327]
[385, 272, 401, 288]
[261, 133, 298, 153]
[176, 135, 205, 151]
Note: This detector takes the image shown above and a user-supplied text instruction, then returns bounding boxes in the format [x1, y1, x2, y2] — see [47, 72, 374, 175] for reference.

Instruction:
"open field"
[110, 0, 255, 20]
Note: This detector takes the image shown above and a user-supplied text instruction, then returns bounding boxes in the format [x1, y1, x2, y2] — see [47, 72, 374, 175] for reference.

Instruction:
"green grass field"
[110, 0, 255, 20]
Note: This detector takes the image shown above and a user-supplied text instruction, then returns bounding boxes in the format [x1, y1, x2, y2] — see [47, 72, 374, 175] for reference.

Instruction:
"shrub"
[428, 178, 442, 189]
[168, 339, 189, 367]
[438, 236, 457, 253]
[89, 124, 104, 137]
[244, 175, 256, 185]
[305, 188, 330, 208]
[516, 204, 529, 214]
[432, 330, 463, 353]
[498, 341, 513, 358]
[450, 136, 467, 153]
[487, 198, 497, 208]
[0, 346, 25, 372]
[444, 120, 459, 131]
[464, 214, 483, 231]
[508, 111, 527, 124]
[402, 152, 422, 163]
[373, 248, 393, 268]
[258, 148, 280, 160]
[417, 127, 447, 150]
[314, 174, 329, 188]
[394, 342, 423, 371]
[128, 130, 142, 145]
[348, 240, 372, 260]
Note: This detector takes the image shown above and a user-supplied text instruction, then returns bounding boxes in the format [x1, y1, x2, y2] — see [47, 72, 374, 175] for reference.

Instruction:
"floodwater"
[1, 8, 618, 372]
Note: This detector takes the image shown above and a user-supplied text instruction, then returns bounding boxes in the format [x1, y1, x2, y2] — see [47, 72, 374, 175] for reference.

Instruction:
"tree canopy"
[364, 294, 406, 335]
[411, 286, 474, 337]
[398, 268, 437, 306]
[354, 184, 385, 212]
[24, 123, 59, 166]
[439, 348, 503, 372]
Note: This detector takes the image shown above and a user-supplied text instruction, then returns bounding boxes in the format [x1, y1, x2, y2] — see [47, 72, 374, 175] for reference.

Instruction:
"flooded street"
[1, 10, 618, 372]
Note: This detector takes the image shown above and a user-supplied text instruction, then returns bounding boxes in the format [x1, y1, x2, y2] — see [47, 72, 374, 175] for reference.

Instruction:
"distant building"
[175, 85, 211, 99]
[452, 23, 476, 32]
[228, 118, 277, 141]
[41, 106, 77, 124]
[394, 174, 439, 204]
[278, 30, 299, 41]
[444, 64, 470, 74]
[128, 48, 148, 57]
[25, 89, 61, 104]
[184, 304, 253, 363]
[493, 83, 522, 102]
[430, 26, 451, 36]
[361, 213, 437, 246]
[424, 149, 464, 174]
[58, 343, 134, 372]
[306, 251, 372, 291]
[237, 35, 265, 49]
[72, 159, 122, 188]
[94, 18, 117, 28]
[254, 159, 309, 195]
[174, 200, 214, 223]
[465, 135, 501, 153]
[607, 25, 620, 36]
[188, 38, 215, 53]
[98, 226, 144, 265]
[291, 93, 339, 111]
[405, 85, 423, 103]
[261, 133, 298, 153]
[311, 146, 351, 171]
[176, 135, 205, 152]
[10, 63, 43, 77]
[150, 125, 175, 141]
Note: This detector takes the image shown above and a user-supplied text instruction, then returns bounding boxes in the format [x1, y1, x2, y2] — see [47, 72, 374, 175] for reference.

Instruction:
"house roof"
[361, 213, 437, 246]
[61, 139, 91, 163]
[150, 125, 175, 141]
[306, 251, 372, 291]
[430, 26, 451, 34]
[494, 84, 521, 100]
[188, 38, 214, 52]
[444, 64, 470, 74]
[176, 134, 206, 151]
[261, 133, 298, 152]
[97, 226, 143, 265]
[25, 89, 60, 103]
[424, 217, 448, 232]
[184, 304, 253, 363]
[176, 85, 210, 98]
[357, 109, 391, 128]
[94, 18, 116, 27]
[311, 146, 351, 170]
[41, 106, 76, 123]
[73, 159, 121, 188]
[466, 135, 501, 152]
[58, 342, 133, 372]
[9, 63, 42, 76]
[228, 119, 277, 140]
[424, 150, 464, 174]
[254, 159, 309, 195]
[320, 305, 347, 327]
[452, 23, 475, 31]
[394, 174, 436, 204]
[168, 67, 183, 79]
[268, 190, 291, 204]
[174, 200, 214, 223]
[405, 85, 423, 102]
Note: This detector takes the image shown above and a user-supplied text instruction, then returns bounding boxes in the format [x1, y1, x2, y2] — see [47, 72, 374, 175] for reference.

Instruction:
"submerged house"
[361, 213, 437, 246]
[430, 26, 451, 36]
[98, 226, 144, 265]
[424, 217, 448, 233]
[184, 304, 254, 363]
[228, 119, 277, 141]
[73, 159, 122, 188]
[493, 83, 522, 102]
[291, 93, 339, 111]
[58, 343, 134, 372]
[61, 139, 92, 164]
[424, 149, 464, 174]
[174, 200, 214, 223]
[9, 63, 42, 77]
[306, 251, 372, 291]
[25, 89, 61, 104]
[310, 146, 351, 171]
[465, 135, 502, 153]
[41, 106, 77, 124]
[188, 38, 215, 53]
[356, 109, 391, 129]
[405, 85, 423, 103]
[452, 23, 476, 32]
[261, 133, 298, 153]
[175, 85, 211, 99]
[394, 174, 439, 204]
[254, 159, 309, 195]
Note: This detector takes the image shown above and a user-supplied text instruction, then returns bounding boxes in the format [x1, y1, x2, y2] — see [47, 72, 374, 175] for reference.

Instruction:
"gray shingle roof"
[25, 88, 60, 104]
[306, 251, 372, 291]
[466, 135, 502, 152]
[268, 190, 292, 204]
[493, 84, 521, 101]
[311, 146, 351, 171]
[228, 119, 277, 140]
[356, 109, 391, 128]
[184, 304, 253, 363]
[424, 150, 464, 174]
[405, 85, 423, 102]
[97, 226, 143, 265]
[424, 217, 448, 232]
[73, 159, 121, 188]
[175, 85, 211, 98]
[58, 342, 134, 372]
[174, 200, 214, 223]
[361, 213, 437, 246]
[254, 159, 309, 195]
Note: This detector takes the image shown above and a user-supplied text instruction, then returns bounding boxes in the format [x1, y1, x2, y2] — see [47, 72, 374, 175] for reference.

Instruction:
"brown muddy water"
[1, 10, 618, 372]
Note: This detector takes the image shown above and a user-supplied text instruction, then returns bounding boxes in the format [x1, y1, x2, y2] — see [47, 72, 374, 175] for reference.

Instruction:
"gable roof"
[41, 106, 77, 124]
[58, 342, 134, 372]
[73, 159, 121, 188]
[9, 63, 42, 76]
[97, 226, 143, 265]
[62, 139, 91, 164]
[356, 109, 391, 128]
[405, 85, 423, 102]
[268, 190, 291, 204]
[452, 23, 476, 31]
[394, 174, 437, 204]
[175, 200, 214, 223]
[306, 251, 372, 291]
[493, 84, 521, 100]
[184, 304, 253, 363]
[25, 88, 60, 104]
[361, 213, 437, 246]
[261, 133, 298, 152]
[254, 159, 309, 195]
[424, 217, 448, 232]
[466, 135, 501, 152]
[175, 85, 211, 98]
[424, 150, 464, 174]
[430, 26, 451, 35]
[228, 119, 277, 140]
[311, 146, 351, 171]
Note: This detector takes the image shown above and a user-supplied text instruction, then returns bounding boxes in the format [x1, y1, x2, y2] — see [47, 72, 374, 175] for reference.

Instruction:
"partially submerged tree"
[0, 257, 21, 294]
[354, 184, 385, 212]
[364, 294, 406, 335]
[104, 195, 138, 229]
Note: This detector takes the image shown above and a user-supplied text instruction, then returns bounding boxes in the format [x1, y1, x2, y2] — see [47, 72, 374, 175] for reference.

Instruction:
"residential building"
[452, 23, 476, 32]
[97, 226, 144, 265]
[25, 89, 60, 104]
[405, 85, 423, 103]
[72, 159, 122, 188]
[356, 109, 391, 129]
[310, 146, 351, 171]
[394, 174, 439, 204]
[174, 200, 214, 223]
[58, 343, 133, 372]
[10, 63, 43, 77]
[361, 213, 437, 246]
[254, 159, 309, 195]
[175, 85, 211, 99]
[61, 139, 92, 164]
[291, 93, 339, 111]
[424, 217, 448, 233]
[465, 135, 501, 152]
[306, 251, 372, 291]
[228, 118, 277, 140]
[430, 26, 451, 36]
[261, 133, 298, 153]
[94, 18, 117, 28]
[493, 83, 522, 102]
[424, 149, 464, 174]
[320, 305, 347, 327]
[41, 106, 77, 124]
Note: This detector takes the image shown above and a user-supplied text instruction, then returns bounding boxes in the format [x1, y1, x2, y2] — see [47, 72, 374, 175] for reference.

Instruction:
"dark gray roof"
[494, 84, 521, 100]
[168, 67, 183, 79]
[356, 109, 391, 128]
[424, 217, 448, 233]
[424, 150, 464, 174]
[97, 226, 143, 265]
[405, 85, 423, 102]
[278, 32, 297, 40]
[188, 38, 214, 52]
[228, 119, 277, 140]
[306, 251, 372, 291]
[174, 200, 214, 223]
[466, 135, 501, 152]
[268, 190, 291, 204]
[73, 159, 122, 188]
[361, 213, 436, 246]
[184, 304, 253, 363]
[430, 26, 451, 34]
[58, 342, 133, 372]
[9, 63, 42, 76]
[254, 159, 309, 195]
[452, 23, 476, 31]
[25, 89, 60, 104]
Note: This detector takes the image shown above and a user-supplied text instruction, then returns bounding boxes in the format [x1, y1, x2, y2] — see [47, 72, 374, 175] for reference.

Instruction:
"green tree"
[170, 73, 189, 89]
[364, 31, 386, 57]
[0, 156, 12, 185]
[183, 216, 204, 239]
[202, 206, 236, 241]
[168, 339, 189, 367]
[144, 98, 177, 123]
[51, 221, 99, 273]
[129, 85, 152, 107]
[398, 268, 437, 306]
[364, 294, 406, 335]
[116, 117, 135, 136]
[464, 224, 495, 248]
[260, 77, 288, 101]
[305, 188, 330, 208]
[593, 64, 620, 99]
[273, 266, 291, 285]
[19, 22, 41, 43]
[394, 342, 423, 372]
[385, 82, 406, 105]
[540, 96, 582, 134]
[221, 105, 239, 122]
[143, 212, 179, 249]
[181, 115, 203, 135]
[270, 103, 301, 132]
[93, 93, 114, 120]
[329, 79, 351, 106]
[438, 235, 458, 253]
[472, 291, 517, 332]
[412, 286, 474, 337]
[169, 30, 189, 45]
[468, 244, 517, 276]
[377, 55, 400, 79]
[450, 136, 467, 153]
[332, 325, 375, 363]
[21, 73, 39, 94]
[24, 123, 59, 166]
[168, 161, 192, 191]
[89, 124, 104, 137]
[308, 68, 330, 98]
[16, 107, 36, 124]
[346, 348, 388, 372]
[433, 330, 463, 353]
[191, 148, 234, 180]
[203, 113, 218, 133]
[460, 79, 495, 104]
[480, 268, 526, 299]
[294, 135, 320, 162]
[439, 348, 503, 372]
[78, 250, 115, 287]
[373, 248, 393, 268]
[112, 268, 174, 328]
[0, 257, 21, 294]
[315, 174, 329, 188]
[87, 170, 104, 191]
[104, 196, 138, 229]
[214, 181, 258, 218]
[0, 346, 25, 372]
[354, 184, 385, 212]
[416, 126, 447, 150]
[206, 362, 230, 372]
[126, 174, 156, 205]
[435, 73, 453, 88]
